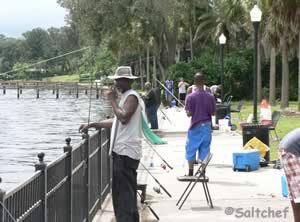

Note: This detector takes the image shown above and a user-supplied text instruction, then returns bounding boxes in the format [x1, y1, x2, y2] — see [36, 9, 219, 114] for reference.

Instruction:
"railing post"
[0, 177, 5, 222]
[56, 84, 59, 99]
[34, 153, 47, 222]
[98, 129, 104, 209]
[96, 83, 99, 99]
[108, 128, 112, 191]
[63, 138, 73, 222]
[76, 83, 79, 99]
[82, 133, 90, 222]
[37, 83, 40, 99]
[17, 83, 20, 99]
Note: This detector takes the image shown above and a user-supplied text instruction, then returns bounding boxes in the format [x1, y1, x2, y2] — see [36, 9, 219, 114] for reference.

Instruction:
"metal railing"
[0, 128, 111, 222]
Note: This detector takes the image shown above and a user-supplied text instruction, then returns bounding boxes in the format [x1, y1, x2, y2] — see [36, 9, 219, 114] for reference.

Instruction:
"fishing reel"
[153, 186, 162, 194]
[160, 163, 166, 170]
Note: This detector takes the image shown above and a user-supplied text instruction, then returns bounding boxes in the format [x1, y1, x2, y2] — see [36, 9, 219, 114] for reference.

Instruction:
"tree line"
[0, 25, 81, 79]
[0, 0, 299, 110]
[57, 0, 300, 109]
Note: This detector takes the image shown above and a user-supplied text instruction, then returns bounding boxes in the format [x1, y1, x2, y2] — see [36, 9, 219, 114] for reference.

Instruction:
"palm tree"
[177, 0, 210, 61]
[292, 7, 300, 111]
[269, 0, 298, 108]
[260, 0, 280, 105]
[194, 0, 247, 47]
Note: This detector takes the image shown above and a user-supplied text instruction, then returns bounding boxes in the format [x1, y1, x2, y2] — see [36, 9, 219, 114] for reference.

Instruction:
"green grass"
[44, 74, 80, 82]
[230, 100, 300, 161]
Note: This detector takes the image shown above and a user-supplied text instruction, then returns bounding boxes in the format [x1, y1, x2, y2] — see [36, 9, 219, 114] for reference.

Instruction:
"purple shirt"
[185, 90, 216, 129]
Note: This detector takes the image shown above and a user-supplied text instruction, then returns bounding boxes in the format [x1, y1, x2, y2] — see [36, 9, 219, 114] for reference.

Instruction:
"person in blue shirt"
[165, 80, 174, 107]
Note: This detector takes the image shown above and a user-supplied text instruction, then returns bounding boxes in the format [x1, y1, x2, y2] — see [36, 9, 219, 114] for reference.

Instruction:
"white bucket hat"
[108, 66, 139, 79]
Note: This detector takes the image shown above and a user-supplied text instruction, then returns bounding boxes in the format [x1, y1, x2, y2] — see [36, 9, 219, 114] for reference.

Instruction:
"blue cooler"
[281, 175, 289, 197]
[233, 149, 260, 172]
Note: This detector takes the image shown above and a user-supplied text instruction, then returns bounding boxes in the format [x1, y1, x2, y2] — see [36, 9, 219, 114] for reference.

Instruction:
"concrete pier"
[93, 107, 292, 222]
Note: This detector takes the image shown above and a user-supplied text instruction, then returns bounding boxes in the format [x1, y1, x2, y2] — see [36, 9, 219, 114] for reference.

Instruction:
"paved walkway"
[93, 107, 293, 222]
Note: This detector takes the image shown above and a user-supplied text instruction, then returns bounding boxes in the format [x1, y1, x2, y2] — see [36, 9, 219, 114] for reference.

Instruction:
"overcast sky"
[0, 0, 67, 38]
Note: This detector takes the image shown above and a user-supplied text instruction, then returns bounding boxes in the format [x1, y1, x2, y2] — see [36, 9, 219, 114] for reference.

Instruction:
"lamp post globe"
[250, 4, 262, 22]
[250, 4, 262, 123]
[219, 33, 226, 102]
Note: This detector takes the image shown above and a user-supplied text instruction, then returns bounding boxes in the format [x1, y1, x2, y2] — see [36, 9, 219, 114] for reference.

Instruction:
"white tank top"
[178, 82, 187, 94]
[110, 89, 144, 160]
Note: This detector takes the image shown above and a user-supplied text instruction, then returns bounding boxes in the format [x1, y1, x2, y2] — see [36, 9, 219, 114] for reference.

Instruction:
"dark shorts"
[179, 93, 186, 100]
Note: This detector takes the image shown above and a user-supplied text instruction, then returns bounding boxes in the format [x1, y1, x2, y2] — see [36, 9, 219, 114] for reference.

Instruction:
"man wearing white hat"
[79, 66, 143, 222]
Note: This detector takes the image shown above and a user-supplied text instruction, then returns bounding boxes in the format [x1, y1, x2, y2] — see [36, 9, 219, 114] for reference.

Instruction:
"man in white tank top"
[79, 66, 143, 222]
[178, 77, 189, 106]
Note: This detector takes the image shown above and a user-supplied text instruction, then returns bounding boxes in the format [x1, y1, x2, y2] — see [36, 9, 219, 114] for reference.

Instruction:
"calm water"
[0, 88, 111, 191]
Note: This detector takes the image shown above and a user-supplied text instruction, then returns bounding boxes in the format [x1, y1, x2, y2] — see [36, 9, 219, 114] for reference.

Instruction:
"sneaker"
[273, 159, 282, 169]
[177, 175, 195, 181]
[193, 160, 202, 167]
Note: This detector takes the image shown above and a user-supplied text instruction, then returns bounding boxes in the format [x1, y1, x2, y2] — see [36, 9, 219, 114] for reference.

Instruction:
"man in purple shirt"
[184, 72, 216, 176]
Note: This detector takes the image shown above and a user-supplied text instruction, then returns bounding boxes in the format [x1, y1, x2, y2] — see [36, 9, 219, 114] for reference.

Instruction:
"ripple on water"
[0, 88, 111, 190]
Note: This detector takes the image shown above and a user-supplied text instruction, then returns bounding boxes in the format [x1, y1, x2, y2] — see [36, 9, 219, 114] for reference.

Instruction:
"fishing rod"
[154, 78, 185, 107]
[86, 75, 94, 133]
[158, 108, 174, 125]
[1, 47, 90, 76]
[136, 191, 160, 220]
[144, 139, 173, 170]
[139, 162, 172, 198]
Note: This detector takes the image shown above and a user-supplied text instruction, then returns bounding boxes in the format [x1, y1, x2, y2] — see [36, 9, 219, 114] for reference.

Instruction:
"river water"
[0, 88, 111, 191]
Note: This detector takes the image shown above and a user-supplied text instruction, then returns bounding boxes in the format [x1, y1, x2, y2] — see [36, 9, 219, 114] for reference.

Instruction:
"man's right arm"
[79, 118, 113, 133]
[211, 97, 216, 116]
[92, 118, 113, 129]
[185, 97, 192, 117]
[187, 86, 192, 95]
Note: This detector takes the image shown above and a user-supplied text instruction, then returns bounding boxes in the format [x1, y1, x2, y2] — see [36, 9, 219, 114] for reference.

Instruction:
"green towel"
[142, 114, 167, 145]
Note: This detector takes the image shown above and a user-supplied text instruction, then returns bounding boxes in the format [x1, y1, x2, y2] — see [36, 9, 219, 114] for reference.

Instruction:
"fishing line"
[86, 77, 93, 131]
[1, 47, 90, 76]
[144, 139, 173, 170]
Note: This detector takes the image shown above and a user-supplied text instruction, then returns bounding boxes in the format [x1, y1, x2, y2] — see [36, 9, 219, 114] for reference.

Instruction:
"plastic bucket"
[219, 119, 230, 132]
[281, 175, 288, 197]
[171, 100, 176, 107]
[219, 119, 229, 127]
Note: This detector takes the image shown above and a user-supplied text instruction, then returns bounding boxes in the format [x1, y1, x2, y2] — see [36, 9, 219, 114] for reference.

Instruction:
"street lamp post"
[219, 33, 226, 102]
[250, 4, 262, 123]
